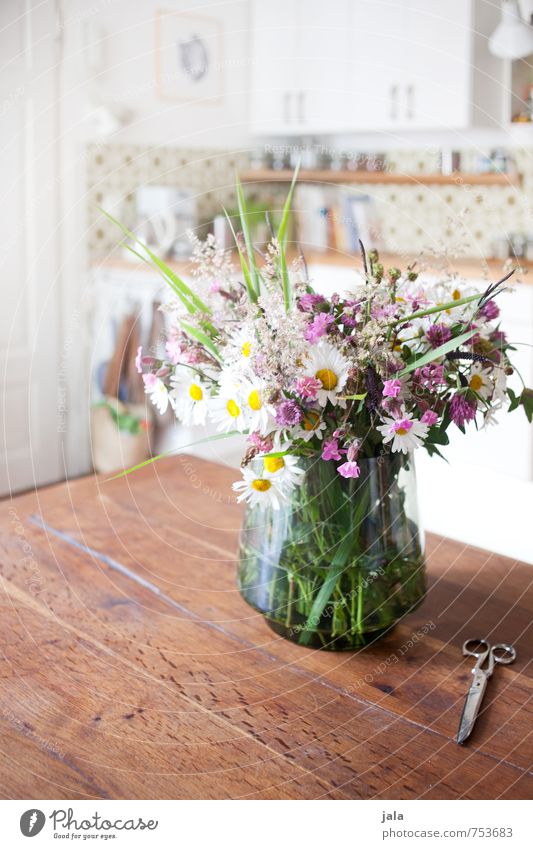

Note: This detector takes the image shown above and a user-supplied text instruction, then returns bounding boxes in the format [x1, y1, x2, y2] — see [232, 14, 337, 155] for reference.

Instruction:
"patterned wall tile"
[87, 144, 533, 260]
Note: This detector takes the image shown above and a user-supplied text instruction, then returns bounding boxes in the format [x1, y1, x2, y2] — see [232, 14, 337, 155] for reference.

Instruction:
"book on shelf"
[294, 185, 378, 256]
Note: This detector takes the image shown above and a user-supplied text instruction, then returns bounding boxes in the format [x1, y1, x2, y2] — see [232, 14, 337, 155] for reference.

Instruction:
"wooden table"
[1, 456, 532, 800]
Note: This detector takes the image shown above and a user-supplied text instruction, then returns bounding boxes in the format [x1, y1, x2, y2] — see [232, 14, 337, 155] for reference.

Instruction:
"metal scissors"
[456, 638, 516, 745]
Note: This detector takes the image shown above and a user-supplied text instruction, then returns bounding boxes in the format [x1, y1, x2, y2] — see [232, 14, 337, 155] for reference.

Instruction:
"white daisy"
[293, 407, 327, 442]
[492, 367, 507, 404]
[171, 369, 208, 425]
[467, 362, 492, 401]
[210, 392, 247, 433]
[262, 451, 304, 492]
[226, 325, 256, 365]
[240, 375, 274, 435]
[232, 467, 287, 510]
[302, 342, 349, 407]
[377, 409, 428, 454]
[144, 375, 172, 415]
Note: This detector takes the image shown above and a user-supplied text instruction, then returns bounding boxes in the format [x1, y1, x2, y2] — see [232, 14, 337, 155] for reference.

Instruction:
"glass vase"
[237, 452, 426, 650]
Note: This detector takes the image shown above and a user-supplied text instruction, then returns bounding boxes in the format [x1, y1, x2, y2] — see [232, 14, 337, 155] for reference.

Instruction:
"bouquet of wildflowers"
[106, 174, 532, 647]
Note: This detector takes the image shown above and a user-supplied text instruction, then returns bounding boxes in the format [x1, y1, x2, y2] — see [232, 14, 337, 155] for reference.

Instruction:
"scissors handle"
[490, 643, 517, 665]
[462, 639, 516, 678]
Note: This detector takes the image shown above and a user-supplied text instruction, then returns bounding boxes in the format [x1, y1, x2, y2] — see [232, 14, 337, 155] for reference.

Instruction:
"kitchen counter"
[1, 456, 531, 799]
[92, 250, 531, 283]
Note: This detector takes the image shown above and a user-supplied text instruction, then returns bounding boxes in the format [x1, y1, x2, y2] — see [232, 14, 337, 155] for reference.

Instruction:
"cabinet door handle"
[390, 85, 398, 121]
[298, 90, 306, 124]
[283, 91, 291, 124]
[406, 84, 415, 120]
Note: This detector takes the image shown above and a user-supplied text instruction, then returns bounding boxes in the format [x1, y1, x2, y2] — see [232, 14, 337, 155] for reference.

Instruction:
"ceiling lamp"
[489, 0, 533, 58]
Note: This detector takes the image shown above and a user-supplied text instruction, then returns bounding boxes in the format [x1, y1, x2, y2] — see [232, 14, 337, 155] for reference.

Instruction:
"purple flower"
[479, 299, 500, 321]
[421, 409, 438, 426]
[426, 323, 452, 348]
[142, 373, 157, 390]
[294, 376, 322, 400]
[337, 460, 361, 479]
[341, 300, 361, 328]
[298, 293, 325, 313]
[165, 339, 182, 364]
[413, 363, 446, 392]
[274, 399, 303, 427]
[247, 432, 273, 453]
[322, 438, 343, 462]
[304, 312, 334, 343]
[382, 378, 402, 398]
[135, 346, 143, 374]
[450, 394, 476, 427]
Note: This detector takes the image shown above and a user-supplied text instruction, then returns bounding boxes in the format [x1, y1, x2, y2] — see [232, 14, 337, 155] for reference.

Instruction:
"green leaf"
[397, 328, 478, 376]
[236, 176, 261, 296]
[507, 388, 520, 412]
[223, 208, 257, 303]
[339, 393, 368, 401]
[106, 431, 241, 480]
[425, 443, 448, 461]
[98, 207, 210, 315]
[425, 425, 449, 446]
[520, 387, 533, 423]
[179, 320, 222, 361]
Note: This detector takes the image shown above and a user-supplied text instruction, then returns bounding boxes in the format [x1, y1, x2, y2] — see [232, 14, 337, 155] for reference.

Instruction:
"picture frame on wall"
[155, 9, 224, 103]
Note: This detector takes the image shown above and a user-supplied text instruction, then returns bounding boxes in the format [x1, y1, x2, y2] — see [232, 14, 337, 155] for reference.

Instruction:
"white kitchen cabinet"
[250, 0, 351, 135]
[347, 0, 476, 131]
[250, 0, 503, 135]
[249, 0, 298, 135]
[404, 1, 472, 129]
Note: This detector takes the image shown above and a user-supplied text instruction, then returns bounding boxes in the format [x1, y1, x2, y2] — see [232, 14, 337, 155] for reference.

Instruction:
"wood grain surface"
[0, 456, 531, 800]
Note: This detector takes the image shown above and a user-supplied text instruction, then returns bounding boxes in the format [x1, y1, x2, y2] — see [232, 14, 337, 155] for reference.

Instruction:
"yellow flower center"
[395, 427, 409, 436]
[303, 410, 320, 431]
[452, 288, 461, 301]
[315, 368, 338, 391]
[189, 383, 203, 401]
[264, 456, 285, 473]
[251, 479, 271, 492]
[242, 341, 251, 357]
[469, 374, 483, 392]
[226, 399, 240, 418]
[248, 389, 262, 410]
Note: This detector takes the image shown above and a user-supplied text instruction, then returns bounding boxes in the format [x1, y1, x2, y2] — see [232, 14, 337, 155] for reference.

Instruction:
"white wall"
[75, 0, 252, 149]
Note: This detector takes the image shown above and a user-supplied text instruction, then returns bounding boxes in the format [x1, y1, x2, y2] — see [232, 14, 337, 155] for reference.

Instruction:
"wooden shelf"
[240, 169, 522, 187]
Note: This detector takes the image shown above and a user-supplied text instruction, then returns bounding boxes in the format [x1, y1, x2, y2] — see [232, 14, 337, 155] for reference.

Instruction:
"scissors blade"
[456, 673, 488, 744]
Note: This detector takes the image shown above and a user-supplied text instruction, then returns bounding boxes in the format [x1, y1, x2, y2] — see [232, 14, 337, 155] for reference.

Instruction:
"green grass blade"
[280, 244, 291, 312]
[277, 161, 300, 247]
[179, 320, 222, 361]
[223, 208, 257, 303]
[398, 328, 478, 376]
[98, 206, 210, 314]
[275, 163, 300, 311]
[106, 431, 240, 480]
[123, 243, 196, 314]
[389, 292, 482, 326]
[236, 175, 260, 296]
[299, 482, 370, 646]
